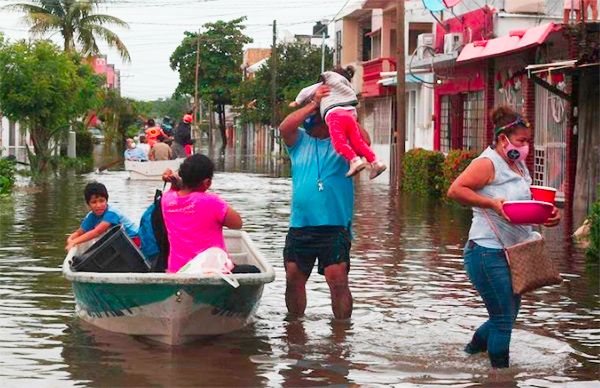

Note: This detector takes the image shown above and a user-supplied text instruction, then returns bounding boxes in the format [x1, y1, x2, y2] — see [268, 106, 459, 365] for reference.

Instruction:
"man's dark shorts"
[283, 226, 351, 276]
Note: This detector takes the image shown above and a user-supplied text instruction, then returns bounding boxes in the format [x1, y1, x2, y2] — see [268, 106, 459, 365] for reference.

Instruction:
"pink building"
[86, 55, 120, 93]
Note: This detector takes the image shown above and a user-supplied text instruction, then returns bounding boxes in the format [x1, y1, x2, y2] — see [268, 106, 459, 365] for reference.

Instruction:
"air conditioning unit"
[417, 33, 434, 60]
[443, 33, 463, 54]
[504, 0, 545, 14]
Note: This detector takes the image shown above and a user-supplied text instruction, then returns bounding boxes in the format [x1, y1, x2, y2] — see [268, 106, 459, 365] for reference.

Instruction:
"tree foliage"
[4, 0, 130, 61]
[98, 89, 144, 144]
[138, 96, 191, 123]
[170, 17, 252, 145]
[234, 42, 333, 126]
[0, 39, 104, 172]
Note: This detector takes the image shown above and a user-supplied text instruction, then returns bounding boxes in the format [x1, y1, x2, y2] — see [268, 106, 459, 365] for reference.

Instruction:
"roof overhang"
[525, 60, 600, 102]
[362, 0, 393, 10]
[338, 7, 371, 20]
[378, 73, 434, 86]
[457, 23, 561, 63]
[409, 52, 459, 71]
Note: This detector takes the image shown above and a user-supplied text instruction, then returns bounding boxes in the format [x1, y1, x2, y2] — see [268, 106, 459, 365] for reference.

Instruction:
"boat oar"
[96, 158, 124, 173]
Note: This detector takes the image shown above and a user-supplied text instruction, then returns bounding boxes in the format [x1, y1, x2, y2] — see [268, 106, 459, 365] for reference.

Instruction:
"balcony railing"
[362, 57, 396, 98]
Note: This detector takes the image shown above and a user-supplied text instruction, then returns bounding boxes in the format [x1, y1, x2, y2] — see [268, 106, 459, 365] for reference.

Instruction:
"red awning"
[457, 23, 561, 63]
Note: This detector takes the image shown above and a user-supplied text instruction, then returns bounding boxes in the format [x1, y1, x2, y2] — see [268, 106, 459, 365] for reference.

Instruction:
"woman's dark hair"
[333, 65, 355, 81]
[84, 181, 108, 203]
[491, 105, 529, 141]
[179, 154, 214, 189]
[147, 118, 155, 127]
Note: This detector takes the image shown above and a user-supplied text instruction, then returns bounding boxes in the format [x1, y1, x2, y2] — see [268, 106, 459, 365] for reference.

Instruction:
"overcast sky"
[0, 0, 361, 100]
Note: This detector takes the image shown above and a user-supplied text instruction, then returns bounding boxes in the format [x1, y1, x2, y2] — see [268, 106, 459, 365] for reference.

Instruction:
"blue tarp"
[422, 0, 446, 12]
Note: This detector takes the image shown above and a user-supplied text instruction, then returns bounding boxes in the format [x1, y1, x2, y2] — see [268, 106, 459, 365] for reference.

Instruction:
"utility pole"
[394, 0, 406, 190]
[270, 20, 277, 153]
[194, 28, 201, 145]
[321, 26, 326, 73]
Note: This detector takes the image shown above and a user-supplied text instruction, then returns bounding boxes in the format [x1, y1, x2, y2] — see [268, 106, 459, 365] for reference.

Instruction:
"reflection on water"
[0, 146, 598, 386]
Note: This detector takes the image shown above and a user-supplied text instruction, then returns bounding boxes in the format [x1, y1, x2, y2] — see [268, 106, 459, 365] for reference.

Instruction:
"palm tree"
[4, 0, 130, 61]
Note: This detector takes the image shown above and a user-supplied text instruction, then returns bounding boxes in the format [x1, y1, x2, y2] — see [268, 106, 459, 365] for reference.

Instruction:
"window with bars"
[372, 98, 391, 144]
[534, 84, 567, 198]
[462, 91, 486, 152]
[362, 98, 392, 145]
[440, 95, 451, 153]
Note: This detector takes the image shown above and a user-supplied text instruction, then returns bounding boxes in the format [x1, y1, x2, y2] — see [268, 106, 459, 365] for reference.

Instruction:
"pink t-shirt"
[161, 189, 229, 273]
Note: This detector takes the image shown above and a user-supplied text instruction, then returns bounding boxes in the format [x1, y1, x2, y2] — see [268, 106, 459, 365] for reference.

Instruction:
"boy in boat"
[66, 182, 140, 251]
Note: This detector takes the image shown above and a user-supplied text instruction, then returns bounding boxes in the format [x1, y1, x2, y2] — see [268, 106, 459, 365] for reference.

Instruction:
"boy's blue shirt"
[81, 204, 139, 238]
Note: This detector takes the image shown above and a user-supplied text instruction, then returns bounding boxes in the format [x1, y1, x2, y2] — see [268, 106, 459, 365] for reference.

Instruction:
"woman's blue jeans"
[464, 240, 521, 368]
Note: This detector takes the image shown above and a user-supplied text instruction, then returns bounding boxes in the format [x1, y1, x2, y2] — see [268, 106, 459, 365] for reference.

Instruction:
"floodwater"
[0, 145, 598, 387]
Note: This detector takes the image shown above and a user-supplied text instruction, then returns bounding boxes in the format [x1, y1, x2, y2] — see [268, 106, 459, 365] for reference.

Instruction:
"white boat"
[124, 158, 185, 180]
[62, 230, 275, 345]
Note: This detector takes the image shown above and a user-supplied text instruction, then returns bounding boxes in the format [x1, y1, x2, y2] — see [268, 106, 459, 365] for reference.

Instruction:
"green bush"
[587, 197, 600, 263]
[438, 149, 478, 196]
[76, 130, 93, 157]
[0, 158, 16, 195]
[402, 148, 445, 195]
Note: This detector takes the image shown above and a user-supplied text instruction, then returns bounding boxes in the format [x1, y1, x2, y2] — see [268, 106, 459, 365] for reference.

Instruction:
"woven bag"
[483, 211, 562, 295]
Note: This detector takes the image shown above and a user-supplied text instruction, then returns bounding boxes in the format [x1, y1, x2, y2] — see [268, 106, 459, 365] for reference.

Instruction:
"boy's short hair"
[179, 154, 214, 189]
[84, 181, 109, 203]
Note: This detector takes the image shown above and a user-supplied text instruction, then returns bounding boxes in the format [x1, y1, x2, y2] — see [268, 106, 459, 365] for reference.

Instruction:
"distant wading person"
[280, 85, 371, 319]
[447, 105, 561, 368]
[172, 114, 193, 158]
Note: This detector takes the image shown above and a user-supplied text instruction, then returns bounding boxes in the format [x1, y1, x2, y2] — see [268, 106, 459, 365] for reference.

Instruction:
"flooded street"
[0, 147, 598, 387]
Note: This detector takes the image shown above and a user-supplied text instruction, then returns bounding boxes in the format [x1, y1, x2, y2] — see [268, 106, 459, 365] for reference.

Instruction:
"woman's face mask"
[501, 135, 529, 163]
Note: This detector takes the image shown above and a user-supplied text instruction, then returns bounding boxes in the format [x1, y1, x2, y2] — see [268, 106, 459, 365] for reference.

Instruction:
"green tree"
[170, 17, 252, 146]
[234, 42, 333, 126]
[4, 0, 130, 61]
[0, 40, 103, 172]
[98, 89, 143, 145]
[140, 96, 191, 123]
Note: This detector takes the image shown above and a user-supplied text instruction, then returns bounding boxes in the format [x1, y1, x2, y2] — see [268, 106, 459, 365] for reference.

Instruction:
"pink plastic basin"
[502, 200, 554, 224]
[530, 185, 557, 204]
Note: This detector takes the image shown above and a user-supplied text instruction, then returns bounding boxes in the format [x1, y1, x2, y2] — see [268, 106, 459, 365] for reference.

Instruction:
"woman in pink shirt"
[161, 154, 242, 273]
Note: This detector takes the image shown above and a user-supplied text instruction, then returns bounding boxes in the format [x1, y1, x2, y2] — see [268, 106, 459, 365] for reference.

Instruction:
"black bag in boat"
[71, 225, 149, 273]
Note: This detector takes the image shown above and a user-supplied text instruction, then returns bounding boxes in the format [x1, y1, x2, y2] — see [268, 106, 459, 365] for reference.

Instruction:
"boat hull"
[72, 281, 264, 345]
[63, 230, 275, 345]
[124, 158, 184, 180]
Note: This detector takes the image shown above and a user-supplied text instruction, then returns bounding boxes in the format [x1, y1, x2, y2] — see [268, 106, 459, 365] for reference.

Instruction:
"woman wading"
[447, 105, 561, 368]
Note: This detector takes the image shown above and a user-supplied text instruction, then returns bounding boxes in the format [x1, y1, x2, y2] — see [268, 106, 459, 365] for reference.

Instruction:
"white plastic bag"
[178, 247, 239, 288]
